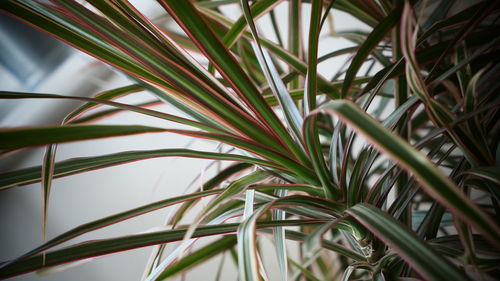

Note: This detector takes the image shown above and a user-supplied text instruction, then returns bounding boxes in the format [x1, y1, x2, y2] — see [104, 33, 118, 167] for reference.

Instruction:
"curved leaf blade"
[319, 100, 500, 247]
[347, 203, 468, 281]
[156, 236, 237, 280]
[342, 2, 403, 97]
[239, 0, 305, 146]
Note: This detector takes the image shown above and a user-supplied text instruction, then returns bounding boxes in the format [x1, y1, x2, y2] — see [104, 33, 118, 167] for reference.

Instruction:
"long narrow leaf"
[0, 125, 164, 150]
[347, 203, 468, 281]
[158, 0, 303, 161]
[156, 236, 237, 280]
[318, 100, 500, 247]
[0, 220, 320, 279]
[342, 2, 402, 97]
[239, 0, 305, 149]
[0, 149, 277, 190]
[304, 0, 323, 112]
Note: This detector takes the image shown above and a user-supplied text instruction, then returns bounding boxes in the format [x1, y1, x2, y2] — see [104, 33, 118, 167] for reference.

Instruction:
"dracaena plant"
[0, 0, 499, 280]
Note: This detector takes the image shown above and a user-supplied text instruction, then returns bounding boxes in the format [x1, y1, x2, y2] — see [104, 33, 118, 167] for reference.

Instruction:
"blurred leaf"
[41, 144, 55, 242]
[319, 100, 500, 247]
[156, 236, 237, 280]
[461, 167, 500, 185]
[289, 258, 322, 281]
[304, 0, 323, 112]
[347, 203, 469, 281]
[200, 7, 339, 96]
[401, 2, 493, 165]
[342, 2, 402, 97]
[222, 0, 281, 49]
[288, 0, 302, 90]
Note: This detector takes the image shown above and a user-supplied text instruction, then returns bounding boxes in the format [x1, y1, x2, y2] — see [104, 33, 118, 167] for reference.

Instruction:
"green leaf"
[200, 7, 339, 96]
[342, 2, 402, 97]
[237, 194, 348, 281]
[167, 171, 269, 280]
[425, 0, 498, 80]
[288, 0, 302, 90]
[64, 84, 143, 123]
[0, 91, 222, 134]
[0, 91, 319, 183]
[158, 0, 302, 161]
[40, 84, 144, 243]
[461, 167, 500, 185]
[3, 189, 223, 265]
[41, 144, 55, 241]
[254, 193, 343, 219]
[0, 220, 318, 279]
[68, 100, 161, 124]
[400, 2, 493, 165]
[253, 183, 323, 197]
[222, 0, 281, 49]
[433, 38, 499, 83]
[238, 191, 260, 281]
[4, 1, 287, 152]
[273, 189, 288, 281]
[258, 229, 364, 261]
[0, 149, 276, 190]
[347, 149, 369, 207]
[347, 203, 468, 281]
[155, 236, 237, 280]
[304, 0, 323, 112]
[289, 258, 322, 281]
[303, 114, 340, 200]
[239, 0, 305, 148]
[318, 100, 500, 247]
[0, 125, 164, 150]
[417, 2, 483, 47]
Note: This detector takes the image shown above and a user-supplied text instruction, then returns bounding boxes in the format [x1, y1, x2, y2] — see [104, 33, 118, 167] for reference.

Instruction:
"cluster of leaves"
[0, 0, 499, 280]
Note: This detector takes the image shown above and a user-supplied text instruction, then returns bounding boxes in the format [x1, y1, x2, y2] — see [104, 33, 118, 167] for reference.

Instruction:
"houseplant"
[0, 0, 499, 280]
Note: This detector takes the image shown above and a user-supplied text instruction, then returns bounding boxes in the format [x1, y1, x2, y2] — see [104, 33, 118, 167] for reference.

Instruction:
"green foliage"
[0, 0, 499, 280]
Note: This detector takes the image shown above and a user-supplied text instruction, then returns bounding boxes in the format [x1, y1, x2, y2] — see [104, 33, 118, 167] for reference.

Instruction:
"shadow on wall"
[0, 14, 71, 90]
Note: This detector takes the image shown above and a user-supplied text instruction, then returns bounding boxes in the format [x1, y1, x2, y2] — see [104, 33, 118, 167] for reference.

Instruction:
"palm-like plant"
[0, 0, 499, 280]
